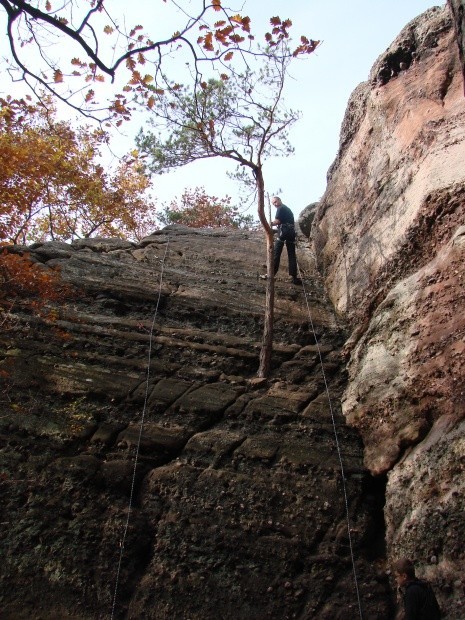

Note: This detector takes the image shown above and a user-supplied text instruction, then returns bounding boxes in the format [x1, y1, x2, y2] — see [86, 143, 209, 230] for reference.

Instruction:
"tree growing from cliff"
[159, 187, 254, 229]
[0, 97, 156, 244]
[0, 0, 316, 122]
[136, 36, 317, 376]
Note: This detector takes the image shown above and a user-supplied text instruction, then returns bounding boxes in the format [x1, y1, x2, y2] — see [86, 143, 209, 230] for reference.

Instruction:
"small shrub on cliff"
[0, 250, 75, 341]
[159, 187, 255, 229]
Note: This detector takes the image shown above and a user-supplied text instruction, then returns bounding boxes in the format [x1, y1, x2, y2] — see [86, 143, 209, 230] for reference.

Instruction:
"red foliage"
[0, 249, 75, 331]
[159, 187, 254, 229]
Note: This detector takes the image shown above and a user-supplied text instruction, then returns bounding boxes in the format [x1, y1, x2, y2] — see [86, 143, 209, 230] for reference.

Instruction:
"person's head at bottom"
[393, 558, 416, 587]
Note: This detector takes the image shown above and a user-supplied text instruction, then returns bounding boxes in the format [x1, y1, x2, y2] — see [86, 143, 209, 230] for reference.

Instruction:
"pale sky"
[1, 0, 443, 220]
[137, 0, 442, 217]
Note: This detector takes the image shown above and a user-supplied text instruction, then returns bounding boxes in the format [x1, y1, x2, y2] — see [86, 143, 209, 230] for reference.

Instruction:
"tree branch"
[6, 0, 116, 78]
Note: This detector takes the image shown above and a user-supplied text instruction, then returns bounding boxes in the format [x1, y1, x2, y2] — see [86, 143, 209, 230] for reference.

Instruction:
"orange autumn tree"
[159, 187, 254, 229]
[0, 96, 155, 341]
[0, 97, 156, 244]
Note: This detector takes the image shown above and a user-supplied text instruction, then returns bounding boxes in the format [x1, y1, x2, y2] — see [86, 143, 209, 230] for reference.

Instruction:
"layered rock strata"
[1, 228, 390, 618]
[311, 6, 465, 616]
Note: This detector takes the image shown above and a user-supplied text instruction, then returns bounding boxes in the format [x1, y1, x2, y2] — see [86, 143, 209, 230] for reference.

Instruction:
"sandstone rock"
[313, 5, 465, 614]
[28, 240, 75, 260]
[90, 422, 126, 445]
[5, 7, 461, 617]
[1, 223, 391, 617]
[448, 0, 465, 92]
[314, 7, 464, 324]
[71, 236, 135, 252]
[116, 421, 191, 453]
[385, 416, 465, 618]
[297, 202, 319, 237]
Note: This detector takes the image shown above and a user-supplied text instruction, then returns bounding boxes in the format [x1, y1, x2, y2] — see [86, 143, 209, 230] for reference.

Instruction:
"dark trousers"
[274, 237, 297, 278]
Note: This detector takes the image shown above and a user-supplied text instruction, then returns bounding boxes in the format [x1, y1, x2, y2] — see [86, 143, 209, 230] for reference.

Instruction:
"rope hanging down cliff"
[110, 237, 171, 620]
[110, 232, 363, 618]
[296, 258, 364, 620]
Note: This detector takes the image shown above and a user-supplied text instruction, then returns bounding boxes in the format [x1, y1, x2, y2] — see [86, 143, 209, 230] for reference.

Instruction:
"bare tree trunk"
[256, 168, 275, 378]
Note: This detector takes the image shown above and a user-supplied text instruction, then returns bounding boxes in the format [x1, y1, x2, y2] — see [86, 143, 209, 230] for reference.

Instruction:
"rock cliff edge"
[311, 5, 465, 615]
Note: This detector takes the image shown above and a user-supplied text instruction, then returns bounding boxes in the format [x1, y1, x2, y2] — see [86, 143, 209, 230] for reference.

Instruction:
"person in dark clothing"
[393, 558, 441, 620]
[271, 196, 301, 285]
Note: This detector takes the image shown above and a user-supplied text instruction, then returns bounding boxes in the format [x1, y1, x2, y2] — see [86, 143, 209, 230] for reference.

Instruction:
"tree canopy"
[0, 96, 156, 244]
[159, 187, 254, 229]
[137, 71, 297, 177]
[0, 1, 319, 377]
[0, 0, 318, 122]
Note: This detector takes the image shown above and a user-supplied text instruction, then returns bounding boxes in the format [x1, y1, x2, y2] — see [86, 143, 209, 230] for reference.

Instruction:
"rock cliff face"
[1, 230, 391, 618]
[448, 0, 465, 90]
[2, 5, 464, 619]
[312, 5, 465, 616]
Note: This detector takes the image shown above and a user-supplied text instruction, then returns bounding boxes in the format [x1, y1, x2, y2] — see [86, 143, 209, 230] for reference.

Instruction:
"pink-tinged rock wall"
[312, 5, 465, 616]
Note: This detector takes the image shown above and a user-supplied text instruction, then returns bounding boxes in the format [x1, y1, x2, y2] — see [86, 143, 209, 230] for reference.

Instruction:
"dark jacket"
[275, 204, 294, 226]
[275, 204, 295, 242]
[403, 579, 441, 620]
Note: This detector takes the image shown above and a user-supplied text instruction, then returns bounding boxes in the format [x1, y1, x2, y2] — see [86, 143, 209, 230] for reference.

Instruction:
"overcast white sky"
[1, 0, 443, 219]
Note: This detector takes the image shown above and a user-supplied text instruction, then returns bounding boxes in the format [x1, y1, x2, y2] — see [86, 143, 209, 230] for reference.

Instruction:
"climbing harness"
[297, 257, 364, 620]
[110, 238, 170, 620]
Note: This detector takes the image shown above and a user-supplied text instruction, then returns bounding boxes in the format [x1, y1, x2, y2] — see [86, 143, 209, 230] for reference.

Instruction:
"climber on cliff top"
[270, 196, 302, 285]
[393, 557, 441, 620]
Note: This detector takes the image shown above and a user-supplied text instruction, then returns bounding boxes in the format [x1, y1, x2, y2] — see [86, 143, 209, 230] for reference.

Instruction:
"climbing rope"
[296, 258, 364, 620]
[109, 232, 362, 617]
[110, 238, 170, 620]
